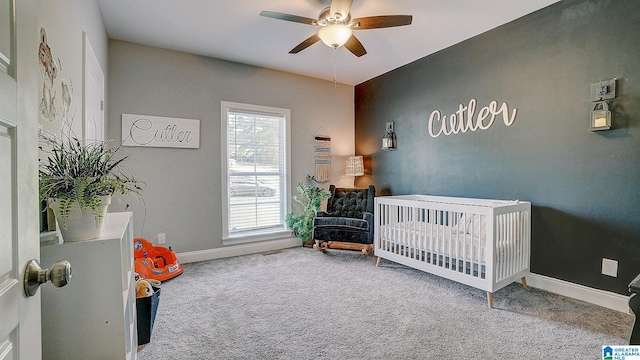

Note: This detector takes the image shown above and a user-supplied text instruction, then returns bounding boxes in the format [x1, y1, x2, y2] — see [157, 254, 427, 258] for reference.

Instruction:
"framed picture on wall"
[121, 113, 200, 149]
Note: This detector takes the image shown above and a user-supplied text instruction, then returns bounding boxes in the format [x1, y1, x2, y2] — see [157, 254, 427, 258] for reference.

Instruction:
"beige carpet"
[137, 247, 633, 359]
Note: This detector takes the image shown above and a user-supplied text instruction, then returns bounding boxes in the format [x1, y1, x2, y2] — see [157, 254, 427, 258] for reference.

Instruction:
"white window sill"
[222, 229, 294, 246]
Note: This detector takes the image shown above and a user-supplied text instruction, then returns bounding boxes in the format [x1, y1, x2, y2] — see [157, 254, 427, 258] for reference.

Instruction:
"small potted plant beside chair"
[39, 133, 144, 242]
[285, 183, 330, 247]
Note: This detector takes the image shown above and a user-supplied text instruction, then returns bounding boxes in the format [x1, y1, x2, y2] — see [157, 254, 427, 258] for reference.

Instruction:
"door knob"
[24, 259, 72, 297]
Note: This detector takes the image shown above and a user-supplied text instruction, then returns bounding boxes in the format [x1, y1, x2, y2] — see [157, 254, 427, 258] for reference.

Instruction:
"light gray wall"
[107, 40, 355, 253]
[37, 0, 108, 136]
[355, 0, 640, 294]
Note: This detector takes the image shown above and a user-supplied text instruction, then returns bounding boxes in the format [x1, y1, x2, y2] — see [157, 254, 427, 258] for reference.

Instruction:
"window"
[221, 101, 291, 244]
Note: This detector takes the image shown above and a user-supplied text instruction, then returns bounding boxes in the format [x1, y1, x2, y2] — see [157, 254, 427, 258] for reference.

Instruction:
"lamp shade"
[317, 24, 353, 48]
[345, 156, 364, 177]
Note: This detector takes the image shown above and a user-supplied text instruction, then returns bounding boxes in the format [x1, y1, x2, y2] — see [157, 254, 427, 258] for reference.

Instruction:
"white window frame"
[221, 101, 292, 245]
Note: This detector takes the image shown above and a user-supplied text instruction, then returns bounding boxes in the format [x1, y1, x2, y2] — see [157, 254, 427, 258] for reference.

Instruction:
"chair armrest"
[363, 212, 374, 243]
[363, 212, 373, 227]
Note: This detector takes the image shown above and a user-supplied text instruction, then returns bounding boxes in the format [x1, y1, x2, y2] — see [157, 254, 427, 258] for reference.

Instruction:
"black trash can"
[137, 286, 160, 345]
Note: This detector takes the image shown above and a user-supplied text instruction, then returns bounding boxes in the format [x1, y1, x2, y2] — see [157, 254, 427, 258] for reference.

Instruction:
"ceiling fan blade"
[260, 11, 317, 26]
[344, 35, 366, 57]
[329, 0, 353, 21]
[289, 34, 321, 54]
[351, 15, 413, 29]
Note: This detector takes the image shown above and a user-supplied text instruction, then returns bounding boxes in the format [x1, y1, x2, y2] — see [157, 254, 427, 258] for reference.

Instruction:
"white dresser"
[41, 212, 137, 360]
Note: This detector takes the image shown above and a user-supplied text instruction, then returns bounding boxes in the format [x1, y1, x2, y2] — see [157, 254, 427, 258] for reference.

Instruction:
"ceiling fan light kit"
[260, 0, 412, 57]
[318, 24, 353, 48]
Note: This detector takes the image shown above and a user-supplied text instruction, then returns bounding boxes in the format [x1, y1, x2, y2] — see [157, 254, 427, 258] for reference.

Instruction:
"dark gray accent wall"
[355, 0, 640, 294]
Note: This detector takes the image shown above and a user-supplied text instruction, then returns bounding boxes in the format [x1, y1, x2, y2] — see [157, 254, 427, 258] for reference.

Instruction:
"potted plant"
[39, 133, 144, 242]
[285, 183, 330, 246]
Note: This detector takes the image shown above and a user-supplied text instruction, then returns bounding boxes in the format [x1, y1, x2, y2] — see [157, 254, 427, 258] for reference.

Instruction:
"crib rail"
[374, 195, 531, 294]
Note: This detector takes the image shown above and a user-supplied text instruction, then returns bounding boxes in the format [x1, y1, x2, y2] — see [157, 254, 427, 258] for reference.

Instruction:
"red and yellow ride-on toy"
[134, 237, 183, 281]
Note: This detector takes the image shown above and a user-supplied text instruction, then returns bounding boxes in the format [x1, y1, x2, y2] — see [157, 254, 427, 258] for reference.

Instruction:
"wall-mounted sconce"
[589, 78, 616, 131]
[590, 101, 611, 131]
[382, 121, 396, 150]
[590, 79, 616, 102]
[345, 156, 364, 177]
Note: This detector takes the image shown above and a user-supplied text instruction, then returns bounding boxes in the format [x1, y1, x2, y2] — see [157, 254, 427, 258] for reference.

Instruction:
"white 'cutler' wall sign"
[428, 99, 517, 138]
[122, 114, 200, 148]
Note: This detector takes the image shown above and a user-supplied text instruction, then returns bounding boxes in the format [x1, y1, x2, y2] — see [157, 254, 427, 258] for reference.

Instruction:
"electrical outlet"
[157, 232, 166, 245]
[602, 258, 618, 277]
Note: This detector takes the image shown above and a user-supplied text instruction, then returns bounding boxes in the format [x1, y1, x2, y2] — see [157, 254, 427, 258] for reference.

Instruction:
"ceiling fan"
[260, 0, 413, 57]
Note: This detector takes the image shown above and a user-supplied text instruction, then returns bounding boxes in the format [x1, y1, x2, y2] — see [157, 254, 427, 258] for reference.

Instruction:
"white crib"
[374, 195, 531, 308]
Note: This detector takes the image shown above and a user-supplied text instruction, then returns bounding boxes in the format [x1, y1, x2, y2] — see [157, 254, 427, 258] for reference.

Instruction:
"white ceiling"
[97, 0, 560, 86]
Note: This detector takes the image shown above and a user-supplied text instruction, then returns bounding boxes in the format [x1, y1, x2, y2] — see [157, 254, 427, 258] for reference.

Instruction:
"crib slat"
[412, 207, 418, 260]
[517, 211, 524, 271]
[461, 212, 467, 275]
[497, 215, 504, 280]
[436, 209, 441, 266]
[446, 210, 452, 270]
[403, 205, 409, 257]
[509, 213, 516, 276]
[420, 210, 425, 262]
[471, 212, 475, 278]
[505, 214, 511, 279]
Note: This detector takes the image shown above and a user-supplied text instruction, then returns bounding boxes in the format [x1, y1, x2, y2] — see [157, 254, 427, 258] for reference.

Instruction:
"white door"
[0, 1, 42, 359]
[83, 32, 104, 142]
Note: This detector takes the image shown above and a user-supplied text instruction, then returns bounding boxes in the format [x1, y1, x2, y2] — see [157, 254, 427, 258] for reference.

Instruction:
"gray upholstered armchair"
[312, 185, 375, 255]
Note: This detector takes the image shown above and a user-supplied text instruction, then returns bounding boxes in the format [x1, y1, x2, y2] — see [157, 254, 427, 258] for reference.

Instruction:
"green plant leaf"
[39, 134, 146, 227]
[284, 183, 330, 241]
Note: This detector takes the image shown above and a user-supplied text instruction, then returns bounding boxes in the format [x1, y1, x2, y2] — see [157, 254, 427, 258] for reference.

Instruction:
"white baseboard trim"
[526, 273, 630, 313]
[176, 237, 302, 264]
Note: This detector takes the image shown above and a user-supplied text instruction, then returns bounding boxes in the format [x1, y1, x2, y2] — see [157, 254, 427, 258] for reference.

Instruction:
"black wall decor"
[355, 0, 640, 294]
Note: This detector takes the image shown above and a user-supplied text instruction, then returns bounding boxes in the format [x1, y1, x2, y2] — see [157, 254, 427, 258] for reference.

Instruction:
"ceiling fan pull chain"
[333, 47, 337, 88]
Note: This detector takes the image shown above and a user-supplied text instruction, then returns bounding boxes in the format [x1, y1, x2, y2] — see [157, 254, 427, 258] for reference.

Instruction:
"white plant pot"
[49, 195, 111, 242]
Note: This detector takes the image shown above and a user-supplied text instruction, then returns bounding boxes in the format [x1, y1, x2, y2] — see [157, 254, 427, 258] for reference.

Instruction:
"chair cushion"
[327, 189, 370, 219]
[313, 213, 373, 245]
[312, 225, 372, 244]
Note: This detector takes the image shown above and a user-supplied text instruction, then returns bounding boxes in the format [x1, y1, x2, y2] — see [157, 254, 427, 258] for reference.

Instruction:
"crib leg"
[521, 277, 528, 289]
[487, 292, 494, 309]
[376, 256, 382, 267]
